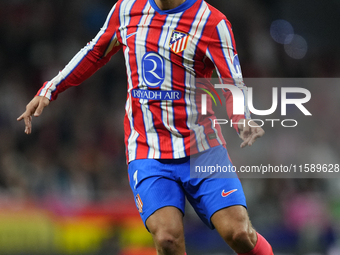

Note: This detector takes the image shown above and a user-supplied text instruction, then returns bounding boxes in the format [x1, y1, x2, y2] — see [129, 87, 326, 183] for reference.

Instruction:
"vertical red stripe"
[178, 38, 184, 52]
[169, 0, 203, 157]
[124, 0, 149, 160]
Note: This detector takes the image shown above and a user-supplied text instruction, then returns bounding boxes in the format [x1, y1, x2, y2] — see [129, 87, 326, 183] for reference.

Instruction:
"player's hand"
[17, 96, 50, 134]
[238, 119, 265, 148]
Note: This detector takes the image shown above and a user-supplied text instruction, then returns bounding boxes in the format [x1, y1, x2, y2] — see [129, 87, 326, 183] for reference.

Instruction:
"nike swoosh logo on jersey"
[221, 189, 238, 197]
[126, 32, 138, 39]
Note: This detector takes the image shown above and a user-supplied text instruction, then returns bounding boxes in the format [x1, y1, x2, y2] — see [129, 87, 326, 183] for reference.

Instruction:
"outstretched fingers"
[17, 96, 50, 134]
[245, 127, 265, 147]
[239, 120, 265, 148]
[240, 136, 252, 148]
[24, 115, 33, 134]
[17, 108, 34, 134]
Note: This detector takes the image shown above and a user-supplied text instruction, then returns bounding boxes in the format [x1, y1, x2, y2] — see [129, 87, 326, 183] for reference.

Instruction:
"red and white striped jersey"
[37, 0, 251, 162]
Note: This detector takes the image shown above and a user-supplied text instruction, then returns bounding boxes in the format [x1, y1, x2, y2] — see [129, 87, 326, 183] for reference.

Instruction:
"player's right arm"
[205, 17, 264, 147]
[17, 3, 122, 134]
[205, 18, 250, 132]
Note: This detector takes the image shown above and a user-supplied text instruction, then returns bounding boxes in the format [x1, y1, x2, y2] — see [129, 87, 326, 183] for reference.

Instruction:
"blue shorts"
[127, 145, 247, 230]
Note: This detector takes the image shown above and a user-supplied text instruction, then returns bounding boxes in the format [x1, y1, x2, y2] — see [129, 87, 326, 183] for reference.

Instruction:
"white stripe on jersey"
[173, 41, 179, 52]
[217, 20, 251, 119]
[216, 20, 242, 81]
[183, 1, 211, 153]
[207, 22, 251, 120]
[121, 0, 140, 161]
[39, 4, 118, 100]
[173, 39, 184, 53]
[242, 89, 251, 119]
[206, 48, 222, 83]
[209, 118, 223, 145]
[204, 48, 224, 143]
[159, 12, 185, 159]
[134, 3, 161, 159]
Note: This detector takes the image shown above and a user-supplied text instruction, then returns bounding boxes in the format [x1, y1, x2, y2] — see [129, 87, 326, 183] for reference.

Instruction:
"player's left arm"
[17, 3, 122, 134]
[205, 18, 264, 147]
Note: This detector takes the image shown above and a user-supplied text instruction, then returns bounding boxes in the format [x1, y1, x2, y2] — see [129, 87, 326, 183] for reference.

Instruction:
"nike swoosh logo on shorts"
[221, 189, 238, 197]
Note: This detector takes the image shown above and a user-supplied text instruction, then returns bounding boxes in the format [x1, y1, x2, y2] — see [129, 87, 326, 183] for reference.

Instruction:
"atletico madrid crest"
[135, 194, 143, 213]
[170, 30, 189, 54]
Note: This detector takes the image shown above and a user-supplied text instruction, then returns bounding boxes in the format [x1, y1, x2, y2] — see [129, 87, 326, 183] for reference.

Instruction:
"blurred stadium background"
[0, 0, 340, 254]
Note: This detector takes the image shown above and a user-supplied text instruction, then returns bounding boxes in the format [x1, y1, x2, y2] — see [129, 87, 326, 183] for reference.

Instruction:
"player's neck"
[154, 0, 186, 10]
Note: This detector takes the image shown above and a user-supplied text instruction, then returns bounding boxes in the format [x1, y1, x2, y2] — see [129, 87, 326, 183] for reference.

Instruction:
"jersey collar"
[149, 0, 197, 15]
